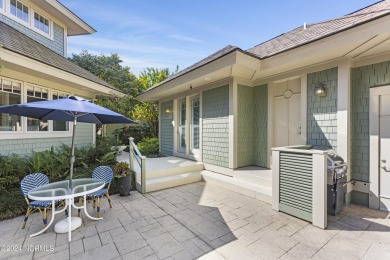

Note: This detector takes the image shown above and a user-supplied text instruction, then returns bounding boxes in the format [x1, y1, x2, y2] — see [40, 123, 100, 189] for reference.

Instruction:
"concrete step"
[201, 170, 272, 204]
[137, 171, 202, 192]
[233, 166, 272, 188]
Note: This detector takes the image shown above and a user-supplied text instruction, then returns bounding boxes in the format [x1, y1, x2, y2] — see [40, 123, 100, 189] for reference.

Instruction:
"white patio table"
[28, 178, 105, 242]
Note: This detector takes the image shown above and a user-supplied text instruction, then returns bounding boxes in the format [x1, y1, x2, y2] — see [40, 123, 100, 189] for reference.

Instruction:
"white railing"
[129, 137, 146, 193]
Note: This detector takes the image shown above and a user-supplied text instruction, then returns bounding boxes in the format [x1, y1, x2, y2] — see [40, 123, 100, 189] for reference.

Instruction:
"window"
[0, 79, 22, 131]
[34, 12, 49, 34]
[10, 0, 29, 23]
[0, 0, 3, 10]
[52, 91, 69, 131]
[178, 99, 186, 152]
[27, 86, 48, 131]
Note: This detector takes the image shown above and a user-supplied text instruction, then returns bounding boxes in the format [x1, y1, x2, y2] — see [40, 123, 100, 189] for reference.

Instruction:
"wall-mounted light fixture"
[315, 83, 326, 97]
[165, 106, 172, 113]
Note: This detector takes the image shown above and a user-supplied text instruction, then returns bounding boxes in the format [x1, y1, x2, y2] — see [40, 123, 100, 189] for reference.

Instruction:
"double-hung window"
[10, 0, 29, 23]
[0, 79, 22, 131]
[26, 86, 48, 131]
[34, 12, 49, 34]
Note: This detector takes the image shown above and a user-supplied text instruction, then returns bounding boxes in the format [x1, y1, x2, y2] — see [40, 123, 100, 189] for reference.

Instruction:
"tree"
[69, 50, 142, 96]
[138, 66, 178, 91]
[134, 66, 179, 137]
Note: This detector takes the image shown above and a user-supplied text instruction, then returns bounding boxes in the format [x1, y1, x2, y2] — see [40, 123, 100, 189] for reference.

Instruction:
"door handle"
[382, 159, 390, 172]
[296, 127, 301, 135]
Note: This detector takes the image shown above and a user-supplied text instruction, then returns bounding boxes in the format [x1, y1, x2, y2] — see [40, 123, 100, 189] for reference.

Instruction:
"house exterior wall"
[160, 100, 174, 155]
[0, 13, 65, 56]
[0, 123, 93, 156]
[351, 61, 390, 182]
[253, 84, 268, 167]
[237, 84, 254, 167]
[307, 68, 338, 150]
[202, 85, 229, 167]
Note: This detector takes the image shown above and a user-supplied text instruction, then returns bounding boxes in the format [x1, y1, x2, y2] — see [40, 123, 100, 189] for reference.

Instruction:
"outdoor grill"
[326, 152, 348, 216]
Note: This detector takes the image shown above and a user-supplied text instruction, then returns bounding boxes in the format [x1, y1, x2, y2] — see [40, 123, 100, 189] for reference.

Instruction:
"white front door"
[369, 85, 390, 210]
[273, 78, 304, 147]
[178, 99, 186, 153]
[379, 94, 390, 210]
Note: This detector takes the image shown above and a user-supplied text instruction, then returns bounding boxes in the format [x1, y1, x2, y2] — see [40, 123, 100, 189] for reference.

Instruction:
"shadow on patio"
[1, 182, 390, 259]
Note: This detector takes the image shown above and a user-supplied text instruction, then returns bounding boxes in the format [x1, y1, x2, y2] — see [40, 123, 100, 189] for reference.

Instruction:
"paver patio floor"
[1, 182, 390, 260]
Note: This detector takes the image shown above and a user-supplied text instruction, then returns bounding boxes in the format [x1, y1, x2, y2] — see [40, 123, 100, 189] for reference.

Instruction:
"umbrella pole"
[69, 117, 77, 190]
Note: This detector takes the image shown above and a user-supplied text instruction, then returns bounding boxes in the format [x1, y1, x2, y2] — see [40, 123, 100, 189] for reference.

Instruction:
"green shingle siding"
[351, 61, 390, 182]
[236, 84, 268, 168]
[202, 85, 229, 167]
[0, 14, 65, 56]
[160, 100, 174, 155]
[307, 68, 338, 150]
[0, 123, 93, 156]
[237, 85, 254, 167]
[253, 84, 268, 167]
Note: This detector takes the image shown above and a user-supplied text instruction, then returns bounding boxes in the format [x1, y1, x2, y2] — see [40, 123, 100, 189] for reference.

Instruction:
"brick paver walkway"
[1, 182, 390, 259]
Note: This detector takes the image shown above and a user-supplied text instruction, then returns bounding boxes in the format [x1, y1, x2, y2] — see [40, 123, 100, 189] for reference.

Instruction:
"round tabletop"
[28, 178, 105, 201]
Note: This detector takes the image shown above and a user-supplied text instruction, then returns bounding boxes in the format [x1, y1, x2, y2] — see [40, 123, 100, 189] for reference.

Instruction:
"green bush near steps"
[137, 137, 160, 157]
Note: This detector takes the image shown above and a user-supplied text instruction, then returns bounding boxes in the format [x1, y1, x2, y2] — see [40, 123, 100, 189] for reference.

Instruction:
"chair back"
[92, 166, 113, 185]
[20, 173, 49, 198]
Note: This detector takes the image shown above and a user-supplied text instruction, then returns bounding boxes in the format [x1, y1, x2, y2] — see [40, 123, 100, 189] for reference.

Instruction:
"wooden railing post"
[129, 137, 134, 171]
[141, 156, 146, 194]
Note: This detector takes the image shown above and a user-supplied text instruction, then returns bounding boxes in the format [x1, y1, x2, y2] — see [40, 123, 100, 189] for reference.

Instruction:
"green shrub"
[0, 188, 27, 220]
[137, 137, 159, 156]
[114, 124, 152, 144]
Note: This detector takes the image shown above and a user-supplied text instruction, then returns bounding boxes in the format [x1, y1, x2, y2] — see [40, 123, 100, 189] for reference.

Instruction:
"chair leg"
[43, 208, 48, 226]
[96, 198, 102, 218]
[106, 193, 113, 208]
[22, 207, 32, 229]
[77, 198, 82, 217]
[92, 199, 96, 210]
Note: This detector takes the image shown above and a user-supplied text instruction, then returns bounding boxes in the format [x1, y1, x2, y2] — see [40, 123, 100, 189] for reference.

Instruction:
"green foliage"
[69, 50, 142, 96]
[0, 136, 122, 220]
[138, 137, 160, 156]
[138, 67, 177, 91]
[114, 124, 152, 144]
[112, 161, 131, 178]
[95, 95, 139, 120]
[0, 188, 26, 220]
[131, 102, 159, 137]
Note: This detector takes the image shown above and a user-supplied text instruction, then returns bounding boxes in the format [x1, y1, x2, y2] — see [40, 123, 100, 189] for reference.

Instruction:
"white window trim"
[0, 76, 73, 140]
[2, 0, 54, 40]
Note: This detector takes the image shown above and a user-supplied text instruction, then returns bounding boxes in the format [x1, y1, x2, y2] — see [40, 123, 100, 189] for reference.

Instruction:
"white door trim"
[369, 85, 390, 209]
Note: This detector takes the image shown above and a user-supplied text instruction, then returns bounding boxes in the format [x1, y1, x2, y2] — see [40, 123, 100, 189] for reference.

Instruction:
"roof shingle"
[0, 22, 121, 93]
[247, 0, 390, 58]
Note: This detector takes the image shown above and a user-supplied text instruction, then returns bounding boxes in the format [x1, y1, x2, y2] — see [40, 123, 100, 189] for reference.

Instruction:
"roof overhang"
[137, 50, 261, 102]
[30, 0, 96, 36]
[0, 48, 124, 97]
[138, 14, 390, 102]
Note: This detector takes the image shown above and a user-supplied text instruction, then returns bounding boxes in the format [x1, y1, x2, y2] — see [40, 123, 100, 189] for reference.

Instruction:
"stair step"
[234, 167, 272, 188]
[137, 171, 202, 192]
[202, 170, 272, 204]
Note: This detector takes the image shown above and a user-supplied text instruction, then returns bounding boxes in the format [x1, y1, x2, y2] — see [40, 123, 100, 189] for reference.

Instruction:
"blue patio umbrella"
[0, 96, 137, 189]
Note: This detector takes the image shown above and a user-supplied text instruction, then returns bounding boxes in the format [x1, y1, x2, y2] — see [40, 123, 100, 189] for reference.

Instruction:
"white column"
[312, 153, 327, 229]
[229, 78, 238, 169]
[337, 59, 351, 180]
[271, 149, 280, 211]
[300, 75, 307, 144]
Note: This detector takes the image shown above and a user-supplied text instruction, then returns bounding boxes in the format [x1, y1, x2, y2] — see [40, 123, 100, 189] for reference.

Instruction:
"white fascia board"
[1, 49, 123, 97]
[31, 0, 95, 35]
[137, 51, 238, 102]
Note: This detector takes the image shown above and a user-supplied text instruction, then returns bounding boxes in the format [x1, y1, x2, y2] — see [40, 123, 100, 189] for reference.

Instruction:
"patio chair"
[20, 173, 51, 229]
[78, 166, 113, 218]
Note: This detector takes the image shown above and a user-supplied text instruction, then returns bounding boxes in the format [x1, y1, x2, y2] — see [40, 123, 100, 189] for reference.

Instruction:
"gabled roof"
[138, 0, 390, 98]
[247, 0, 390, 58]
[0, 22, 122, 93]
[140, 45, 242, 95]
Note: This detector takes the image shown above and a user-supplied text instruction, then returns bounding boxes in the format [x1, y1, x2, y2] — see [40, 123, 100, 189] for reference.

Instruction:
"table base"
[54, 217, 82, 233]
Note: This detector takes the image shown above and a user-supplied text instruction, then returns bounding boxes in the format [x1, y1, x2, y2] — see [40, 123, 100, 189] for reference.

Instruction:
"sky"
[61, 0, 380, 76]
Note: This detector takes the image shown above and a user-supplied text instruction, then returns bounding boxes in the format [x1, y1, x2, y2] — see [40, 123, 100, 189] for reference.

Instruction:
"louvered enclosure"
[279, 151, 313, 222]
